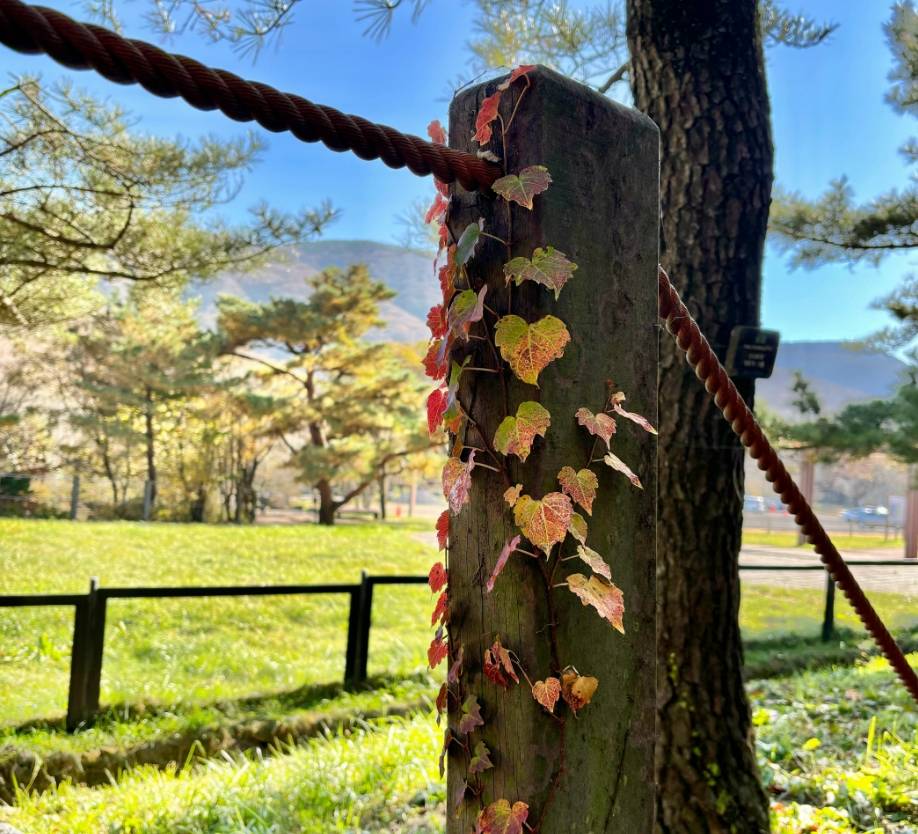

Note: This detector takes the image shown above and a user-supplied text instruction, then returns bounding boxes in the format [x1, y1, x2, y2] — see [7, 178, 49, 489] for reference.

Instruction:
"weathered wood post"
[446, 67, 658, 831]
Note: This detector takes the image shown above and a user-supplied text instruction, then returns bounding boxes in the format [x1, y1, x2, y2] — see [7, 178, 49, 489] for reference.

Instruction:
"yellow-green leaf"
[494, 314, 570, 385]
[493, 401, 551, 462]
[503, 246, 577, 299]
[568, 511, 588, 544]
[492, 165, 552, 209]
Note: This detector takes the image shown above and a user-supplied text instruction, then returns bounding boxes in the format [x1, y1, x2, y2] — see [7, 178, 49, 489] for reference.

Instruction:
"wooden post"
[447, 67, 658, 831]
[69, 474, 80, 521]
[821, 573, 836, 643]
[798, 456, 815, 546]
[905, 466, 917, 559]
[66, 577, 107, 731]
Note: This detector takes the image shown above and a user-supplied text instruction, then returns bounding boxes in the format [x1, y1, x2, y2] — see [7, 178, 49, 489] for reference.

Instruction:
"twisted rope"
[0, 0, 501, 192]
[659, 267, 918, 704]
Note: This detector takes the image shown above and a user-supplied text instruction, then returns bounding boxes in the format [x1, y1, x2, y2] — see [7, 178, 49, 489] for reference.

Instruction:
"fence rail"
[1, 562, 914, 732]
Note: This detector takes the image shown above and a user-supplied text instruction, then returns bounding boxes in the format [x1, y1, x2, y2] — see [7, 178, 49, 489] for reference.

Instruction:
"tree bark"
[626, 2, 773, 831]
[317, 479, 336, 525]
[377, 473, 387, 520]
[143, 385, 157, 509]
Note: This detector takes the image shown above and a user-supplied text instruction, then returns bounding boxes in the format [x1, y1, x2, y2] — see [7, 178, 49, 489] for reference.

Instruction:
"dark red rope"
[0, 0, 501, 192]
[659, 267, 918, 704]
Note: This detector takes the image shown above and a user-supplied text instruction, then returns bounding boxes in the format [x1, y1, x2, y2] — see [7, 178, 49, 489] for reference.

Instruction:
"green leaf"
[448, 286, 487, 341]
[494, 314, 570, 386]
[492, 165, 552, 210]
[455, 219, 484, 265]
[568, 511, 588, 544]
[493, 401, 551, 462]
[503, 246, 577, 299]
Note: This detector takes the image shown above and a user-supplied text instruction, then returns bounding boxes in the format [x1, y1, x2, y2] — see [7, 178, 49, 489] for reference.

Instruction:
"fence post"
[344, 585, 361, 687]
[821, 573, 836, 643]
[69, 474, 80, 521]
[66, 577, 107, 731]
[446, 67, 658, 830]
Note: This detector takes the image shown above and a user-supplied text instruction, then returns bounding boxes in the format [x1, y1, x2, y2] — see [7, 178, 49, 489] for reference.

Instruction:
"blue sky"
[0, 0, 913, 343]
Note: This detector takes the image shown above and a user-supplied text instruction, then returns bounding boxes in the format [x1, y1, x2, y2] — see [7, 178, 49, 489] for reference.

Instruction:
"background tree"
[771, 1, 918, 356]
[0, 77, 334, 328]
[218, 265, 431, 525]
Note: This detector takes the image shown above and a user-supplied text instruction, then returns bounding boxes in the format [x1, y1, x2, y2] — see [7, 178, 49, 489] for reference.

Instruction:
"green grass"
[743, 529, 902, 550]
[1, 654, 914, 834]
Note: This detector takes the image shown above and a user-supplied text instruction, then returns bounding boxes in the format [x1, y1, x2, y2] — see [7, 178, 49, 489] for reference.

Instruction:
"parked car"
[744, 495, 766, 514]
[841, 506, 889, 529]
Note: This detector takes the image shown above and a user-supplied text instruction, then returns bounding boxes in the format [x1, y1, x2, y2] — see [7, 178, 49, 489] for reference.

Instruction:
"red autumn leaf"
[427, 304, 448, 339]
[575, 407, 616, 446]
[435, 177, 449, 197]
[567, 572, 625, 633]
[428, 560, 447, 593]
[491, 637, 519, 684]
[613, 401, 658, 435]
[431, 590, 449, 626]
[532, 676, 561, 713]
[498, 64, 536, 90]
[492, 165, 552, 209]
[493, 401, 551, 462]
[513, 491, 573, 555]
[568, 511, 588, 544]
[603, 450, 643, 489]
[494, 314, 570, 386]
[423, 338, 449, 380]
[476, 799, 529, 834]
[561, 670, 599, 714]
[468, 740, 493, 775]
[439, 727, 452, 777]
[428, 632, 449, 668]
[473, 90, 502, 145]
[436, 510, 449, 551]
[448, 286, 488, 341]
[435, 682, 447, 720]
[428, 119, 447, 145]
[425, 192, 448, 225]
[459, 693, 484, 735]
[503, 484, 522, 507]
[486, 534, 521, 593]
[448, 644, 464, 684]
[503, 246, 577, 300]
[557, 466, 598, 515]
[439, 244, 457, 304]
[427, 387, 448, 436]
[576, 544, 612, 582]
[442, 451, 476, 515]
[484, 641, 512, 689]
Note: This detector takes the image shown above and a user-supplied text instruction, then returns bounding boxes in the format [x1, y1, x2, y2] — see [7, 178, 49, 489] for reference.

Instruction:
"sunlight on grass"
[743, 529, 902, 550]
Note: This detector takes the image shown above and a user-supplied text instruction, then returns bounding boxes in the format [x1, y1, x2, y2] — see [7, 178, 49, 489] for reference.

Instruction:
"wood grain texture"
[446, 66, 658, 832]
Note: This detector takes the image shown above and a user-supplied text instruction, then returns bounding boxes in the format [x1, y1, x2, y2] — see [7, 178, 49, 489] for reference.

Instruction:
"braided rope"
[658, 267, 918, 704]
[0, 0, 501, 192]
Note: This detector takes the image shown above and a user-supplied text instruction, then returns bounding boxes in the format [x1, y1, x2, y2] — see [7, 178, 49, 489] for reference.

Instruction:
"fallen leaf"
[459, 694, 484, 735]
[513, 492, 573, 555]
[442, 451, 476, 514]
[495, 314, 570, 385]
[492, 165, 552, 210]
[448, 285, 488, 341]
[575, 407, 616, 446]
[428, 561, 447, 593]
[473, 91, 502, 145]
[436, 511, 449, 551]
[557, 466, 598, 515]
[567, 573, 625, 633]
[603, 451, 643, 488]
[561, 671, 599, 714]
[431, 590, 449, 626]
[493, 401, 551, 462]
[503, 246, 577, 299]
[476, 799, 529, 834]
[532, 677, 561, 713]
[568, 511, 588, 544]
[468, 740, 493, 774]
[576, 544, 612, 581]
[503, 484, 522, 507]
[487, 534, 521, 593]
[613, 401, 657, 435]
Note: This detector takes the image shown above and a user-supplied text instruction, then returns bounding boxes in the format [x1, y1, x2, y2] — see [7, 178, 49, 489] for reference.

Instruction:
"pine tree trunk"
[626, 2, 773, 831]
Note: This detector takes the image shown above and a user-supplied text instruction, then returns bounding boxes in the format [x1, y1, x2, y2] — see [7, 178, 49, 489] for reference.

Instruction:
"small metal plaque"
[725, 326, 780, 379]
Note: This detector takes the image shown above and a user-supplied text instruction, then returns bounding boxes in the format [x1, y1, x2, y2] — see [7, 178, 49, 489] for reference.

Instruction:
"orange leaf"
[436, 510, 449, 551]
[494, 314, 570, 386]
[503, 484, 522, 507]
[484, 637, 518, 687]
[473, 90, 502, 145]
[492, 165, 551, 209]
[503, 246, 577, 299]
[428, 561, 447, 592]
[603, 451, 643, 489]
[476, 799, 529, 834]
[561, 671, 599, 714]
[435, 682, 447, 720]
[567, 573, 625, 633]
[486, 534, 520, 593]
[532, 676, 561, 713]
[425, 192, 448, 225]
[428, 632, 448, 668]
[497, 64, 536, 91]
[493, 401, 551, 462]
[431, 590, 449, 626]
[428, 119, 447, 145]
[575, 407, 616, 446]
[442, 452, 475, 515]
[576, 544, 611, 582]
[557, 466, 598, 515]
[513, 492, 572, 555]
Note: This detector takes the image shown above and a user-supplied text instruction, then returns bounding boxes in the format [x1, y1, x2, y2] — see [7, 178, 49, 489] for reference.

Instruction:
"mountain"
[757, 341, 910, 418]
[194, 240, 436, 343]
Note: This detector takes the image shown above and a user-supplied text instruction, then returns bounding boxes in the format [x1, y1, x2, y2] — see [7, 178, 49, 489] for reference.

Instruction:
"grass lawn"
[743, 528, 903, 550]
[1, 652, 915, 834]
